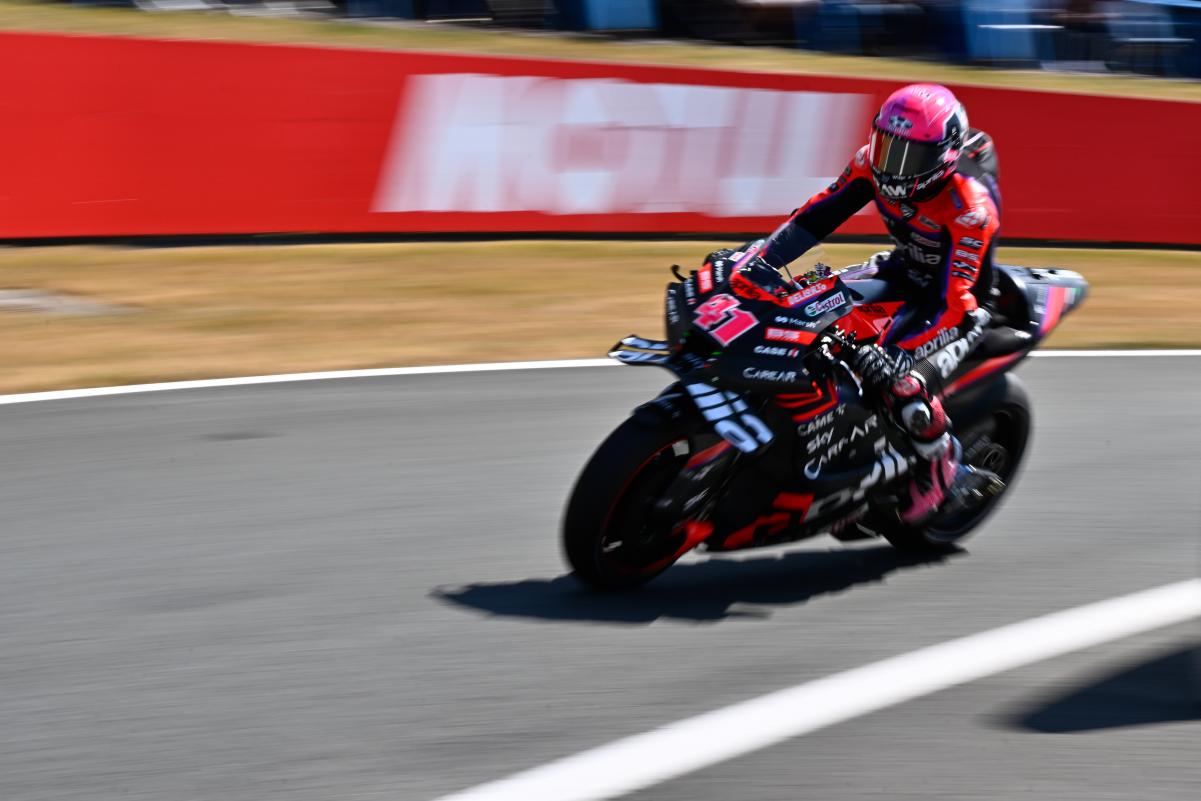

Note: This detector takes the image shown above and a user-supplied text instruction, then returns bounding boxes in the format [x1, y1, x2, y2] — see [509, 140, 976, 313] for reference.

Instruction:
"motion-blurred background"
[108, 0, 1201, 78]
[0, 5, 1197, 801]
[0, 0, 1196, 392]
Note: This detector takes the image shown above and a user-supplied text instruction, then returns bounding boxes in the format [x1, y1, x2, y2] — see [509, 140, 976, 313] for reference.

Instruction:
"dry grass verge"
[0, 241, 1195, 394]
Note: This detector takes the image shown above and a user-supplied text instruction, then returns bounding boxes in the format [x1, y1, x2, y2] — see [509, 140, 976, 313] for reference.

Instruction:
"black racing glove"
[851, 344, 912, 392]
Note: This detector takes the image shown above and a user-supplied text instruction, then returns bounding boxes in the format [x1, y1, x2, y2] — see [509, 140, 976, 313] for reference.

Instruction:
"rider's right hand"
[851, 343, 910, 391]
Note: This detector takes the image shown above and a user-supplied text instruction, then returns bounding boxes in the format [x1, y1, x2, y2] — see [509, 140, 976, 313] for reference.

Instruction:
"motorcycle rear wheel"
[882, 375, 1031, 552]
[562, 416, 700, 590]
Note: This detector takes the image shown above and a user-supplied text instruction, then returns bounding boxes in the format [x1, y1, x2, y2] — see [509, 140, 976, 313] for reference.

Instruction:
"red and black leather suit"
[761, 130, 1001, 450]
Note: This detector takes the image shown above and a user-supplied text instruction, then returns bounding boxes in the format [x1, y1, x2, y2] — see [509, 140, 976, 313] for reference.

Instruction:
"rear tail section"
[994, 265, 1088, 343]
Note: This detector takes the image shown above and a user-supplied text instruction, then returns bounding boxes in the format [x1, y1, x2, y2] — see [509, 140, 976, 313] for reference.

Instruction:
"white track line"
[1033, 349, 1201, 357]
[0, 359, 614, 406]
[430, 579, 1201, 801]
[0, 350, 1198, 407]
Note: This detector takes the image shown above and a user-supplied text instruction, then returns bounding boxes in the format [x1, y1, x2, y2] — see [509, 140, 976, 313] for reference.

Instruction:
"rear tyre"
[562, 416, 701, 590]
[882, 375, 1032, 552]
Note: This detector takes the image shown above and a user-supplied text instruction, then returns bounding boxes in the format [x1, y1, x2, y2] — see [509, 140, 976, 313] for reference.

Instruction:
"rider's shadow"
[431, 544, 963, 624]
[1000, 644, 1201, 733]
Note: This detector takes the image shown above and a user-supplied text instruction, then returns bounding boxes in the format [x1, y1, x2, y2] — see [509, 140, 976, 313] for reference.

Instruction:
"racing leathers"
[758, 136, 1003, 522]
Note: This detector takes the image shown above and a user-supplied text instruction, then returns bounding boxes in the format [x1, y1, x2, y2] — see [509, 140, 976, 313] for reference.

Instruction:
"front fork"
[631, 381, 765, 532]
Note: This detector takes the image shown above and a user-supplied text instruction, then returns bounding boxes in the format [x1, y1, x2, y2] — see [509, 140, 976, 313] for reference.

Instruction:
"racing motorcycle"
[562, 248, 1087, 590]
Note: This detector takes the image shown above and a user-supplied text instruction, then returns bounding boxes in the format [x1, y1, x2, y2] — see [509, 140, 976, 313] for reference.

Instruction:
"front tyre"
[882, 375, 1032, 552]
[562, 416, 700, 590]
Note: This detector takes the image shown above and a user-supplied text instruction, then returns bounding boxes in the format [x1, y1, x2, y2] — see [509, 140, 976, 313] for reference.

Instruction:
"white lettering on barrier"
[373, 74, 870, 217]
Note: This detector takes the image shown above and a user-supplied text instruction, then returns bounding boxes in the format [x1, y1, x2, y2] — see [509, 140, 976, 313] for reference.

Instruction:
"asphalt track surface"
[2, 357, 1198, 801]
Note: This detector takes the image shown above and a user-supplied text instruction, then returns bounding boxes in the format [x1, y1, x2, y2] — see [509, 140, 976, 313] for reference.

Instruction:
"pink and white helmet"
[869, 84, 968, 202]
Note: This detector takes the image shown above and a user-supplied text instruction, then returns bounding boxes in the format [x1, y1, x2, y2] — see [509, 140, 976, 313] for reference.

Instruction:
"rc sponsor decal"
[375, 73, 871, 217]
[958, 236, 984, 249]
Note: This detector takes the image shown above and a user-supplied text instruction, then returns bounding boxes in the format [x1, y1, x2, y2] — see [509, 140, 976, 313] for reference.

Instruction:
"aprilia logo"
[899, 241, 940, 264]
[914, 327, 959, 359]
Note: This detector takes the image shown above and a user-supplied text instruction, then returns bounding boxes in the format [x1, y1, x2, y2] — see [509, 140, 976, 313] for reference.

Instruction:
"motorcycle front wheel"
[562, 415, 703, 590]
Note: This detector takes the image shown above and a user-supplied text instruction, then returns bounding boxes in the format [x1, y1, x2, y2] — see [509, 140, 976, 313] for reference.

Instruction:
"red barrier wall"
[0, 31, 1197, 243]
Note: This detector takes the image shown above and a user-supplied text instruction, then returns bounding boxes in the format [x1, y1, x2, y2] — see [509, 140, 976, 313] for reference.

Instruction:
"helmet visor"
[869, 128, 946, 178]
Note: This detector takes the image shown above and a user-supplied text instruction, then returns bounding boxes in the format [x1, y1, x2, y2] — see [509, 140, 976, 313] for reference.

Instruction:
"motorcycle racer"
[723, 83, 1004, 524]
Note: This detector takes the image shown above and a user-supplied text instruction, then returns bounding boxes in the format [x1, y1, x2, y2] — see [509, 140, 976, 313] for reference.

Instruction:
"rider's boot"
[900, 435, 1004, 526]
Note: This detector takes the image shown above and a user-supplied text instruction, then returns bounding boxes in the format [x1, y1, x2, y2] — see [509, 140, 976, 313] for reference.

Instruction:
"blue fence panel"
[558, 0, 658, 30]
